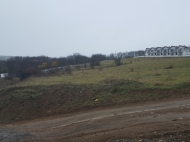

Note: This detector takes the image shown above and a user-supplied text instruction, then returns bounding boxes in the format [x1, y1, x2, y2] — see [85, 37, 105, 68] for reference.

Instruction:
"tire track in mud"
[52, 102, 190, 129]
[2, 98, 190, 142]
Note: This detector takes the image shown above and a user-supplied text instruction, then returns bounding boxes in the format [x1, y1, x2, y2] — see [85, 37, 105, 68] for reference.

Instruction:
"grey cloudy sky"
[0, 0, 190, 57]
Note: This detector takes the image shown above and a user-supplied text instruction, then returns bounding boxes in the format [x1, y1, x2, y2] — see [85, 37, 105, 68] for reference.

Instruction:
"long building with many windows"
[145, 45, 190, 57]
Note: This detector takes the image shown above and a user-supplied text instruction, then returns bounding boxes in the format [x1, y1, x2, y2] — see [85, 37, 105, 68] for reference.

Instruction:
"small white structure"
[0, 73, 8, 78]
[145, 45, 190, 57]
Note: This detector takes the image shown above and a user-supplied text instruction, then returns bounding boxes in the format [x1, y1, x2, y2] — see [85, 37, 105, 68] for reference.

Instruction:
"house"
[183, 46, 190, 56]
[145, 45, 190, 57]
[170, 46, 177, 55]
[145, 48, 150, 56]
[156, 47, 162, 56]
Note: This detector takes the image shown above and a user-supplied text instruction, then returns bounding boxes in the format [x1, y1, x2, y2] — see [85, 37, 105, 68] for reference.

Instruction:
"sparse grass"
[0, 86, 43, 101]
[11, 57, 190, 88]
[1, 57, 190, 123]
[164, 65, 174, 69]
[12, 88, 42, 100]
[14, 88, 37, 94]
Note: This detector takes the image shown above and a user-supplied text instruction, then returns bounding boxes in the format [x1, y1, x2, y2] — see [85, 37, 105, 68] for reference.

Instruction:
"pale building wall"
[0, 73, 8, 78]
[182, 47, 190, 56]
[144, 46, 190, 57]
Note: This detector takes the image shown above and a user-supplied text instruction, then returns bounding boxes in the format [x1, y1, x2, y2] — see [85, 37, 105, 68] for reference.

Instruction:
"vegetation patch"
[164, 65, 174, 69]
[1, 57, 190, 123]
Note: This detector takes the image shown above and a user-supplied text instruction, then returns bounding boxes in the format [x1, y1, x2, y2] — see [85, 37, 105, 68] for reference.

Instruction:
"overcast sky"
[0, 0, 190, 57]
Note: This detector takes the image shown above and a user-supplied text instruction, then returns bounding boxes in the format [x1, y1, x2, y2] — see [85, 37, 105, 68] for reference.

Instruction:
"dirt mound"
[1, 98, 190, 142]
[0, 82, 190, 124]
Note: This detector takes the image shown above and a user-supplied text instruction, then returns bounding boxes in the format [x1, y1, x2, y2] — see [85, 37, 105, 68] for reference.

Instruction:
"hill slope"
[1, 57, 190, 123]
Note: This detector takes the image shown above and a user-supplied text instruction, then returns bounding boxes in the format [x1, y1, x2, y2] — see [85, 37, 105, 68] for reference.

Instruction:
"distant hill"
[0, 56, 13, 61]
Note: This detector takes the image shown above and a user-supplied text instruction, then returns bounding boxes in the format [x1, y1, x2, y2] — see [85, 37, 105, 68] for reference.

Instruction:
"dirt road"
[1, 98, 190, 142]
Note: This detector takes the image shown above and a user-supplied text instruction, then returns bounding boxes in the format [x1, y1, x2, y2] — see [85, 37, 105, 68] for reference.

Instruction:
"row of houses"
[145, 45, 190, 57]
[1, 46, 190, 62]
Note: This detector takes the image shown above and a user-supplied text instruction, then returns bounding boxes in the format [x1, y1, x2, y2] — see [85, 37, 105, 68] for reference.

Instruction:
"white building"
[0, 73, 8, 78]
[145, 45, 190, 57]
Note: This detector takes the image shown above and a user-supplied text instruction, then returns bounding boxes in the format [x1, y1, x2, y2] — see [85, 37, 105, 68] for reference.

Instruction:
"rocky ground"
[0, 129, 31, 142]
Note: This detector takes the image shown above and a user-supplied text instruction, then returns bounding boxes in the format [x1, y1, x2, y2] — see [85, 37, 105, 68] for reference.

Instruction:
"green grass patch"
[1, 57, 190, 123]
[10, 57, 190, 88]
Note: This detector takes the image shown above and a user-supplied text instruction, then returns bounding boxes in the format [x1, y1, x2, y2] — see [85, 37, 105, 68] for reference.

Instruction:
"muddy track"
[1, 98, 190, 142]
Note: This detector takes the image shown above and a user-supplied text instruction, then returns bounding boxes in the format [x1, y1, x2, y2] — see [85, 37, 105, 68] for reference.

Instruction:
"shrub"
[90, 62, 100, 68]
[75, 65, 81, 70]
[4, 74, 14, 80]
[154, 73, 160, 76]
[114, 58, 122, 66]
[90, 62, 94, 69]
[65, 66, 72, 75]
[99, 67, 103, 71]
[18, 67, 39, 80]
[95, 61, 100, 66]
[84, 63, 87, 68]
[47, 68, 59, 75]
[130, 68, 134, 72]
[164, 65, 174, 69]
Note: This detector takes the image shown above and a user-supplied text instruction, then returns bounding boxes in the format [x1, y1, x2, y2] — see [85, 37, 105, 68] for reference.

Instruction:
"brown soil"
[1, 97, 190, 142]
[1, 83, 190, 124]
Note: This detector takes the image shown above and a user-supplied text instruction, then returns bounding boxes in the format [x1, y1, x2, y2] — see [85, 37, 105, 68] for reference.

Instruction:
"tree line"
[0, 52, 132, 80]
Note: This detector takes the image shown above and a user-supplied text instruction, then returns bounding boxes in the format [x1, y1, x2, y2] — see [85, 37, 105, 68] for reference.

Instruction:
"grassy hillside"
[16, 57, 190, 87]
[1, 57, 190, 123]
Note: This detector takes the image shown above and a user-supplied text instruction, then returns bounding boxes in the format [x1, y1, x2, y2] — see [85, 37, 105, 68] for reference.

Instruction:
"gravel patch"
[0, 129, 31, 142]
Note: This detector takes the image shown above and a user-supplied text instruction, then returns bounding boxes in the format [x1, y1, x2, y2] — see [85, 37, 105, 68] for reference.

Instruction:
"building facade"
[145, 45, 190, 57]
